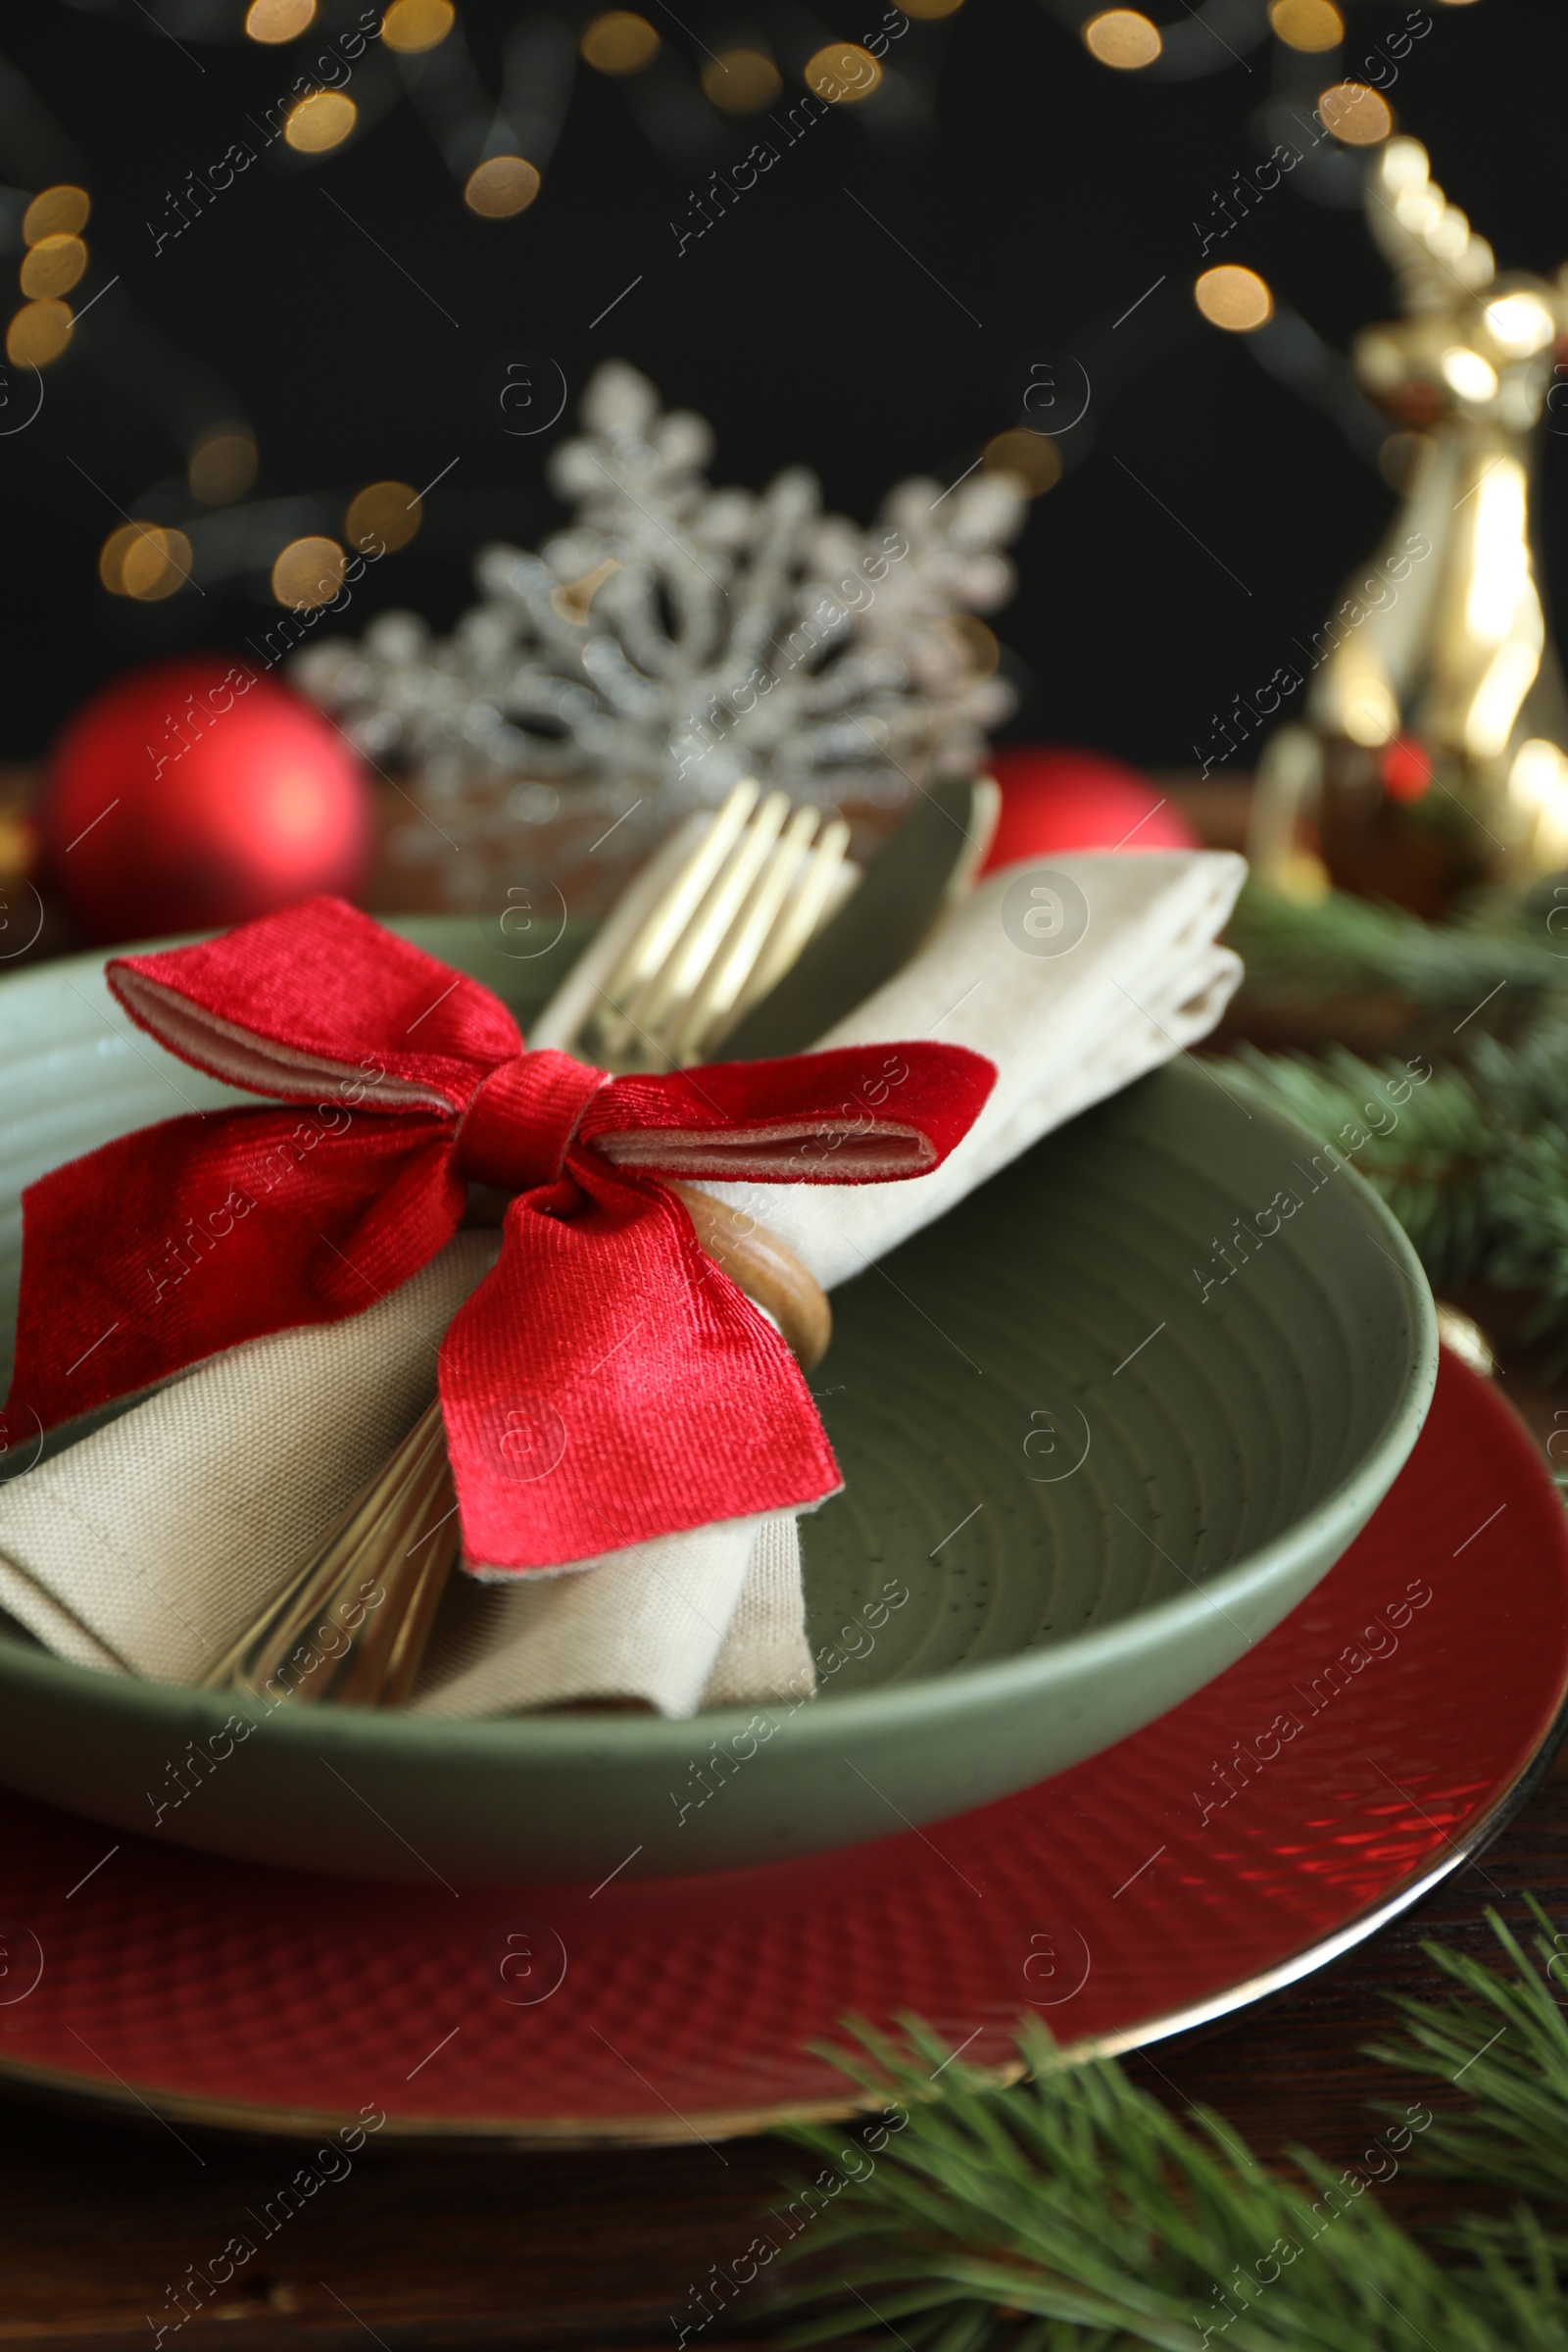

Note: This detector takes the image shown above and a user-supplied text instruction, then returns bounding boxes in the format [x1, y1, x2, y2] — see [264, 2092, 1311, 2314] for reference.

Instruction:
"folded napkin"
[0, 849, 1243, 1716]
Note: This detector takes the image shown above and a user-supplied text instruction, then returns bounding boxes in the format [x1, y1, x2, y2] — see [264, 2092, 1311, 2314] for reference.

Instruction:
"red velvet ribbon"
[5, 899, 995, 1570]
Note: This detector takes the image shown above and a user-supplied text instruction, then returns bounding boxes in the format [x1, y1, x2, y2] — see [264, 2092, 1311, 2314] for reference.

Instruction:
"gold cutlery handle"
[202, 1400, 459, 1709]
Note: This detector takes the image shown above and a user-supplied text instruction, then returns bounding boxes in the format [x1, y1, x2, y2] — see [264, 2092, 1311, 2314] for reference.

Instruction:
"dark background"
[0, 0, 1562, 769]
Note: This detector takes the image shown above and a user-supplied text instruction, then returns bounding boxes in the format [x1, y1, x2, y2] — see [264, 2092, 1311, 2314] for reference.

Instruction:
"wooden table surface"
[5, 771, 1566, 2347]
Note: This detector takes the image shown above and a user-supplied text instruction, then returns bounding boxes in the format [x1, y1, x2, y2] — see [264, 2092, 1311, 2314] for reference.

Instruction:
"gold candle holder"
[1250, 138, 1568, 914]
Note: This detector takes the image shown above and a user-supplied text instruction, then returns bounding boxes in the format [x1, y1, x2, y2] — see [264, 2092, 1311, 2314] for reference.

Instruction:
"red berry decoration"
[1380, 736, 1433, 803]
[980, 744, 1199, 872]
[42, 658, 374, 945]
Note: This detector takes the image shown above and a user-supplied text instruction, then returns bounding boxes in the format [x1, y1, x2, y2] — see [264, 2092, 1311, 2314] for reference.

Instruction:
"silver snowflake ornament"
[293, 361, 1025, 906]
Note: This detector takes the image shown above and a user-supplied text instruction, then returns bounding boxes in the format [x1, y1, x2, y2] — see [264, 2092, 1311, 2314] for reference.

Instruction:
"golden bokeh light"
[123, 527, 193, 601]
[1268, 0, 1344, 48]
[1082, 10, 1162, 68]
[1195, 264, 1274, 331]
[380, 0, 455, 52]
[1485, 292, 1555, 356]
[245, 0, 317, 38]
[23, 185, 89, 245]
[272, 535, 347, 611]
[345, 481, 423, 555]
[6, 300, 72, 368]
[0, 808, 32, 885]
[804, 43, 882, 101]
[1441, 345, 1497, 403]
[284, 90, 358, 152]
[188, 427, 259, 507]
[1317, 81, 1393, 144]
[98, 523, 146, 595]
[901, 0, 965, 16]
[464, 155, 541, 217]
[981, 430, 1062, 498]
[101, 524, 192, 602]
[20, 234, 87, 301]
[701, 47, 783, 111]
[580, 11, 661, 72]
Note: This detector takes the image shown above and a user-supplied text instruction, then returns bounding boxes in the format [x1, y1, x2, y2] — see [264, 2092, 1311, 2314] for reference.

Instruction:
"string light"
[12, 186, 87, 370]
[1082, 11, 1162, 69]
[6, 301, 72, 368]
[272, 536, 347, 611]
[580, 13, 661, 73]
[380, 0, 455, 53]
[345, 481, 422, 554]
[283, 90, 358, 152]
[99, 524, 147, 594]
[244, 0, 317, 38]
[701, 48, 783, 112]
[22, 186, 88, 243]
[1317, 82, 1393, 145]
[464, 156, 541, 217]
[99, 523, 192, 601]
[125, 527, 193, 601]
[188, 428, 259, 507]
[804, 43, 882, 101]
[20, 234, 86, 301]
[1195, 265, 1274, 330]
[981, 430, 1062, 497]
[1267, 0, 1344, 47]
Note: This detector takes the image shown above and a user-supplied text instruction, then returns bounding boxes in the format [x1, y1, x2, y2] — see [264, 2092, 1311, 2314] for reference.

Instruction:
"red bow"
[6, 899, 994, 1570]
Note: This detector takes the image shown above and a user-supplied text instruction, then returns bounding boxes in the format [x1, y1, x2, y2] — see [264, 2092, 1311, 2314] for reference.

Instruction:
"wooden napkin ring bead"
[666, 1183, 832, 1373]
[461, 1182, 832, 1373]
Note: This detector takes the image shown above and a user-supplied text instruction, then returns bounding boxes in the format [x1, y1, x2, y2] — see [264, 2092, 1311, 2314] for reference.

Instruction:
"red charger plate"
[0, 1348, 1562, 2143]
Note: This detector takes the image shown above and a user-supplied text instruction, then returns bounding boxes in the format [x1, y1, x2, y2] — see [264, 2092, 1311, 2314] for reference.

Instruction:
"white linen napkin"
[0, 850, 1243, 1716]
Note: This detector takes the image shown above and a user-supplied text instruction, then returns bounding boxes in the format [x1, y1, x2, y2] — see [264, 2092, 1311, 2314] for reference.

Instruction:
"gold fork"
[534, 781, 851, 1070]
[204, 787, 851, 1709]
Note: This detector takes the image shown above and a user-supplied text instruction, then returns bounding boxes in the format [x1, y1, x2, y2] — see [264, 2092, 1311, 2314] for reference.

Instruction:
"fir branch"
[1218, 1031, 1568, 1360]
[1221, 1045, 1492, 1291]
[1228, 882, 1568, 1014]
[1369, 1897, 1568, 2212]
[769, 1914, 1568, 2352]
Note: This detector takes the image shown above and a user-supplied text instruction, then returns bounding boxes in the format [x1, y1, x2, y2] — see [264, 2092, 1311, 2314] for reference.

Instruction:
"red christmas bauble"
[42, 658, 374, 945]
[980, 744, 1199, 872]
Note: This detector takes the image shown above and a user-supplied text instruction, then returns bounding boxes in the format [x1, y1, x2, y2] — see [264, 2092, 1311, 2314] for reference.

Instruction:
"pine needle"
[1227, 880, 1568, 1012]
[1218, 1009, 1568, 1363]
[766, 1912, 1568, 2351]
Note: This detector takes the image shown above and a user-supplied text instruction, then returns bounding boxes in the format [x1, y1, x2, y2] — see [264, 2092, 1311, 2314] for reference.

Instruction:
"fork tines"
[582, 783, 851, 1071]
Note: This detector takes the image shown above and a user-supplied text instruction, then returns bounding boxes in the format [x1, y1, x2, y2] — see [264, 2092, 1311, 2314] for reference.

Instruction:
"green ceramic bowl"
[0, 919, 1437, 1885]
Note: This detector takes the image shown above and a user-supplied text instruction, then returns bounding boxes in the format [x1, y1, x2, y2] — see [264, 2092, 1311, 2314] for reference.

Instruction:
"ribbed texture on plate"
[802, 1069, 1415, 1692]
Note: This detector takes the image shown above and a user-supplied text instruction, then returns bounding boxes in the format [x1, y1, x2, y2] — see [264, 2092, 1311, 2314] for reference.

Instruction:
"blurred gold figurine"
[1250, 139, 1568, 913]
